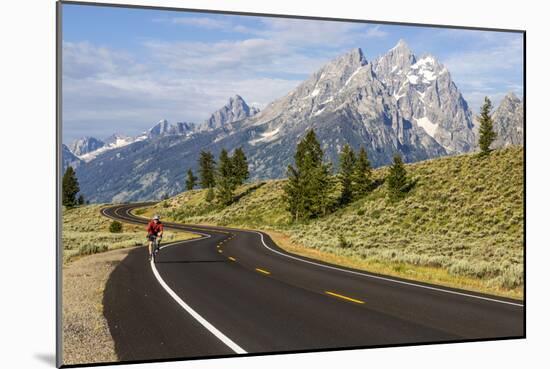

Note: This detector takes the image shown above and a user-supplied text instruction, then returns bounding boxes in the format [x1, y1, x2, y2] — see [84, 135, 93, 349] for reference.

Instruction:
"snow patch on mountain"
[80, 135, 144, 162]
[250, 127, 281, 145]
[416, 117, 438, 138]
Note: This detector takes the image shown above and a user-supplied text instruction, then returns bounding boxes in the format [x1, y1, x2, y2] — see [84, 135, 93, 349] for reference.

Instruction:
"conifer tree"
[216, 148, 236, 206]
[198, 150, 216, 189]
[62, 166, 80, 207]
[77, 194, 85, 206]
[231, 147, 249, 186]
[387, 154, 409, 200]
[478, 96, 496, 156]
[185, 169, 197, 191]
[353, 147, 372, 197]
[284, 130, 335, 221]
[338, 144, 356, 205]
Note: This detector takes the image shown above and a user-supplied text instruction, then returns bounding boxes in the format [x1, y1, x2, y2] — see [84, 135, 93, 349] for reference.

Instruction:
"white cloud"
[365, 25, 388, 38]
[62, 39, 302, 142]
[443, 36, 523, 112]
[62, 41, 145, 79]
[152, 16, 255, 33]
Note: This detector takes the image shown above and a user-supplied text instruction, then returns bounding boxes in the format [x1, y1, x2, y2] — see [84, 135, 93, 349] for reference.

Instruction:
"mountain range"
[63, 40, 524, 203]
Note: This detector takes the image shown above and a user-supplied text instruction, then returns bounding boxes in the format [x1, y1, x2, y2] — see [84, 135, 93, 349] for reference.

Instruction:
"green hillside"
[141, 147, 524, 299]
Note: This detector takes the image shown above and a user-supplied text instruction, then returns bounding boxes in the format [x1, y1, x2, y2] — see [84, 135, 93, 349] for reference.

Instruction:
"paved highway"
[101, 203, 524, 363]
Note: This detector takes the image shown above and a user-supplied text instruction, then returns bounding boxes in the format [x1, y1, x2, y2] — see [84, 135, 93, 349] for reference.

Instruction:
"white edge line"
[150, 259, 247, 354]
[251, 231, 524, 308]
[102, 206, 247, 354]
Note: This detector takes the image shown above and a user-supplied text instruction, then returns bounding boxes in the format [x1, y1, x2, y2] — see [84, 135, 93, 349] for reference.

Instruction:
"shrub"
[78, 243, 108, 256]
[109, 220, 123, 233]
[338, 234, 353, 249]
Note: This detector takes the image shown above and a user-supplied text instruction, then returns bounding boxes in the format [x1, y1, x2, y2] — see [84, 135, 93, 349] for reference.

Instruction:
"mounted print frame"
[56, 1, 525, 367]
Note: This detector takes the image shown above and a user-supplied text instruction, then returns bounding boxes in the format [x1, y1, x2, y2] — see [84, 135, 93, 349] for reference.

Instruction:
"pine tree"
[338, 144, 356, 205]
[198, 151, 216, 189]
[77, 194, 85, 206]
[62, 166, 80, 207]
[283, 130, 335, 221]
[353, 147, 372, 197]
[231, 147, 249, 186]
[387, 154, 409, 200]
[478, 96, 496, 156]
[216, 148, 236, 206]
[185, 169, 197, 191]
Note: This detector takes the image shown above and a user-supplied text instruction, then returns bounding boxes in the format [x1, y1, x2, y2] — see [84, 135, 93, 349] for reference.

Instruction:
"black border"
[56, 1, 527, 368]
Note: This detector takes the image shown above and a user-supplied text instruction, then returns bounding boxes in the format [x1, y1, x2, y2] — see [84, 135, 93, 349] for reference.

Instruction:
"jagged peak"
[503, 91, 521, 102]
[229, 94, 245, 103]
[390, 39, 412, 53]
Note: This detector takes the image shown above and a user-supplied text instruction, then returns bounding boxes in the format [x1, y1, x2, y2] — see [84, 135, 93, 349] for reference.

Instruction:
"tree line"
[281, 129, 415, 222]
[283, 96, 499, 222]
[186, 147, 249, 206]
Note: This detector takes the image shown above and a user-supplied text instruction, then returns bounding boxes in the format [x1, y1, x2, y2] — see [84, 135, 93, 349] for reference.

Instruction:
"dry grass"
[143, 147, 524, 299]
[62, 204, 198, 263]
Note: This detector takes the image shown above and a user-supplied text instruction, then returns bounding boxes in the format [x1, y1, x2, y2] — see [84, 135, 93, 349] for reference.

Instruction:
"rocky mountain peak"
[374, 39, 416, 77]
[202, 95, 259, 130]
[501, 92, 521, 106]
[492, 92, 523, 148]
[69, 136, 105, 157]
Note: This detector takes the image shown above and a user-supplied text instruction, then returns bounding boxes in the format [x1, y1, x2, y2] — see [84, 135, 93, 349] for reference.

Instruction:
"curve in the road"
[101, 203, 524, 363]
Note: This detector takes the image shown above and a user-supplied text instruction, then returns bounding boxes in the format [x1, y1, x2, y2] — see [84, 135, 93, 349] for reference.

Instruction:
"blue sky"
[62, 3, 524, 143]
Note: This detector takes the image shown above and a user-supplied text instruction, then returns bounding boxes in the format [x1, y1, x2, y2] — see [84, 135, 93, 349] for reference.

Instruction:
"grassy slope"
[62, 204, 198, 263]
[143, 147, 524, 299]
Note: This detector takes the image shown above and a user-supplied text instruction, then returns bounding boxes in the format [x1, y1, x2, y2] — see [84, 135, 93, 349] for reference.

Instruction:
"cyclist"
[146, 214, 164, 260]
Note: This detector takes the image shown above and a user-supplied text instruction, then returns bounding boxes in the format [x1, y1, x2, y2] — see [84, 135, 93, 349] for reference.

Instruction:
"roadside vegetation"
[62, 204, 197, 263]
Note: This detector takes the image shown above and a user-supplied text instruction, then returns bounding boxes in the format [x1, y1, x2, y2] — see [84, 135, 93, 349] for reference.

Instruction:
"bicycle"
[148, 235, 161, 263]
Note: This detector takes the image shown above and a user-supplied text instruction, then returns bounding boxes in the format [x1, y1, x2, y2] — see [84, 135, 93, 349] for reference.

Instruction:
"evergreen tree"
[353, 147, 372, 197]
[387, 154, 409, 200]
[478, 96, 496, 156]
[283, 130, 335, 221]
[62, 166, 80, 207]
[185, 169, 198, 191]
[338, 144, 356, 205]
[216, 148, 237, 206]
[231, 147, 249, 186]
[198, 150, 216, 189]
[77, 194, 85, 206]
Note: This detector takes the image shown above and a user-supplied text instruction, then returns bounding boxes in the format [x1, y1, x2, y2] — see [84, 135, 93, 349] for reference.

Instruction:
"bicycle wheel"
[152, 239, 158, 263]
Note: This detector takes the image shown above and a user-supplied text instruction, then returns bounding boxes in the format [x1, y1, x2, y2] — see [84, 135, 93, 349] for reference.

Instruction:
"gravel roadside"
[62, 246, 136, 365]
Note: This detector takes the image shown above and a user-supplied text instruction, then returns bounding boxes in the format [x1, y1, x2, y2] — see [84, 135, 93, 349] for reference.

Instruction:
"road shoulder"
[62, 246, 135, 365]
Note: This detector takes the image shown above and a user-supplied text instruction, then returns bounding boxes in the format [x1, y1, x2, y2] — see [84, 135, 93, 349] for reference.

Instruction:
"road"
[101, 203, 524, 363]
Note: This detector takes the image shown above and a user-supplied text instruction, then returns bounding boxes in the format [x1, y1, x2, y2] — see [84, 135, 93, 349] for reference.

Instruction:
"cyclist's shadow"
[153, 259, 226, 264]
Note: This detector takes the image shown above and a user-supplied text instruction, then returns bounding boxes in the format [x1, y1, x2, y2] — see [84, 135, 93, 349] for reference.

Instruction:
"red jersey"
[147, 220, 164, 236]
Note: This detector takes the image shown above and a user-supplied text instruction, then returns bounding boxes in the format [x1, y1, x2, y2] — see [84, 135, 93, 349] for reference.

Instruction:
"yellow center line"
[228, 256, 236, 261]
[255, 268, 271, 275]
[325, 291, 365, 304]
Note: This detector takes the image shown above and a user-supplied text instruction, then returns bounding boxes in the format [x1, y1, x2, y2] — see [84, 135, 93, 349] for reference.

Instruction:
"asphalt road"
[101, 203, 524, 363]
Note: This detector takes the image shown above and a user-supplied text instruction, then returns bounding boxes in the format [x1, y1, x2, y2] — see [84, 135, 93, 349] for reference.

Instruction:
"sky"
[62, 3, 524, 143]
